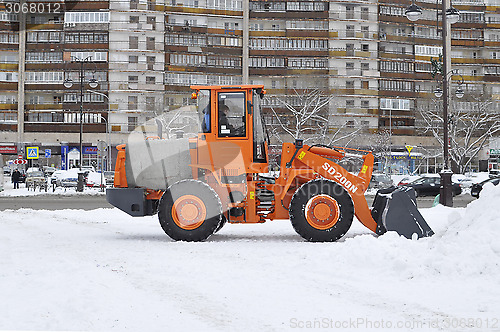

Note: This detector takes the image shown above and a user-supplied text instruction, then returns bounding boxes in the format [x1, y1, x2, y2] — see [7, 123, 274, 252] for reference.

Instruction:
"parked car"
[3, 166, 11, 176]
[104, 171, 115, 186]
[404, 175, 462, 197]
[454, 177, 475, 189]
[369, 173, 393, 189]
[42, 166, 57, 177]
[50, 170, 66, 188]
[25, 170, 48, 191]
[18, 171, 26, 183]
[59, 169, 80, 188]
[82, 165, 96, 172]
[470, 177, 500, 198]
[85, 171, 104, 188]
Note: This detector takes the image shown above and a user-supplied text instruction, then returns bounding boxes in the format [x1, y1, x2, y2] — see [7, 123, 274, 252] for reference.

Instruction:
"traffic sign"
[27, 147, 39, 159]
[45, 149, 51, 158]
[405, 145, 414, 156]
[490, 149, 500, 155]
[13, 159, 27, 165]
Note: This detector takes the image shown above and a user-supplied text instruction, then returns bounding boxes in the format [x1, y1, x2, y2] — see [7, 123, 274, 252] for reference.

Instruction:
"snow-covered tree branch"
[418, 93, 500, 173]
[266, 89, 362, 146]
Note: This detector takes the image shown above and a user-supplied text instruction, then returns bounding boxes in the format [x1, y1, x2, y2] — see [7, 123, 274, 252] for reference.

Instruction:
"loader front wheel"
[158, 180, 222, 241]
[290, 179, 354, 242]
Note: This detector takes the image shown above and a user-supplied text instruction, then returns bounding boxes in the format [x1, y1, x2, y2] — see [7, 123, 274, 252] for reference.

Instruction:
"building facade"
[1, 0, 499, 170]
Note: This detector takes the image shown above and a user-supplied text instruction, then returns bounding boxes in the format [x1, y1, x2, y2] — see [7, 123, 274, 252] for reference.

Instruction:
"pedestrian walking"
[11, 169, 21, 189]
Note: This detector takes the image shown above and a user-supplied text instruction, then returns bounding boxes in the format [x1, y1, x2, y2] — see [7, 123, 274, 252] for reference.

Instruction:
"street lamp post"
[64, 56, 98, 192]
[63, 56, 98, 171]
[405, 0, 461, 207]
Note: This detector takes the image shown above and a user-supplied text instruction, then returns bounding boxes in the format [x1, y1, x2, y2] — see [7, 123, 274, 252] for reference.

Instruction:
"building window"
[380, 98, 411, 111]
[361, 26, 369, 38]
[379, 61, 413, 73]
[147, 16, 156, 29]
[346, 100, 354, 107]
[130, 16, 139, 23]
[346, 5, 354, 19]
[147, 0, 155, 10]
[346, 81, 354, 89]
[128, 96, 138, 110]
[361, 44, 369, 52]
[128, 116, 138, 132]
[69, 51, 107, 62]
[146, 37, 155, 50]
[346, 25, 354, 38]
[128, 75, 138, 83]
[64, 12, 110, 23]
[129, 36, 139, 49]
[129, 55, 139, 63]
[146, 97, 155, 111]
[346, 43, 354, 56]
[361, 7, 369, 20]
[147, 56, 155, 70]
[146, 76, 156, 84]
[130, 0, 138, 9]
[361, 100, 369, 108]
[361, 63, 369, 71]
[346, 62, 354, 70]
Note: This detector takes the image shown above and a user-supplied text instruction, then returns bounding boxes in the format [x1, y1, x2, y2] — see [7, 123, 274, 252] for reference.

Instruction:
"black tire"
[215, 214, 227, 233]
[158, 179, 222, 241]
[289, 178, 354, 242]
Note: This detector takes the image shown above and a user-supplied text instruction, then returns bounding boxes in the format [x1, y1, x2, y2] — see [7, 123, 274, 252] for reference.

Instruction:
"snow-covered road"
[1, 185, 500, 331]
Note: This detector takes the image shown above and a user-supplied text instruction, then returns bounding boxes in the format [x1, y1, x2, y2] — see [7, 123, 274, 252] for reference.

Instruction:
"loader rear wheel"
[158, 179, 222, 241]
[289, 179, 354, 242]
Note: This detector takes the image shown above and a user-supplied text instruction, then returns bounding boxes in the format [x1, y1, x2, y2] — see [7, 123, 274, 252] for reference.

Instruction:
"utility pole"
[17, 0, 26, 156]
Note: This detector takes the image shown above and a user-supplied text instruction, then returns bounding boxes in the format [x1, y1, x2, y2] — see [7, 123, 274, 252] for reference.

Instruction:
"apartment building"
[379, 0, 500, 137]
[1, 0, 499, 169]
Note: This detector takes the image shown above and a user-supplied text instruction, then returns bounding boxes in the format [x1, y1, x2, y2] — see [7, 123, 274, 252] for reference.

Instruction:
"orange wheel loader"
[106, 85, 433, 242]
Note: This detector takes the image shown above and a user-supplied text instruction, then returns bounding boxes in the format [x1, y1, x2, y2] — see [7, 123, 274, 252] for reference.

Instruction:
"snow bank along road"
[1, 185, 499, 331]
[0, 193, 475, 211]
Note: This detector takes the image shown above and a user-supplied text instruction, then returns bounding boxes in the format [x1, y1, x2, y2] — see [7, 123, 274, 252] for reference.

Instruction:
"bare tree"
[267, 88, 362, 146]
[418, 94, 500, 173]
[367, 129, 392, 173]
[153, 106, 199, 139]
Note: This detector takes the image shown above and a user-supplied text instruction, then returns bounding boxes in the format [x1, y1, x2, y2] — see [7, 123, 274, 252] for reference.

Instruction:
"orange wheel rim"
[305, 195, 340, 230]
[172, 195, 206, 230]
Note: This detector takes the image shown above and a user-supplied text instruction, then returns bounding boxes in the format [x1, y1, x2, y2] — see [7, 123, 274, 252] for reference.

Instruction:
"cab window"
[218, 92, 246, 137]
[197, 90, 211, 133]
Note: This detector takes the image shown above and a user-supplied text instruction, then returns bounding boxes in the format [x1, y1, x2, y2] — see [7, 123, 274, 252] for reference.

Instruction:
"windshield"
[411, 178, 425, 185]
[197, 89, 211, 133]
[28, 171, 44, 177]
[253, 89, 266, 162]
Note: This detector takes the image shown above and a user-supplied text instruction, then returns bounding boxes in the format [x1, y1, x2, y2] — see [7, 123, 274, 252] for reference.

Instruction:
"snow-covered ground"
[1, 184, 499, 331]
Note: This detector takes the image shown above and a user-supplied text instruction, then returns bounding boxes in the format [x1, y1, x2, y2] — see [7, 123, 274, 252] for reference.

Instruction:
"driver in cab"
[218, 104, 234, 134]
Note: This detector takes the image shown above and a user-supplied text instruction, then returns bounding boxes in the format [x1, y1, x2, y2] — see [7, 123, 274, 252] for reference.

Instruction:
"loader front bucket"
[371, 186, 434, 239]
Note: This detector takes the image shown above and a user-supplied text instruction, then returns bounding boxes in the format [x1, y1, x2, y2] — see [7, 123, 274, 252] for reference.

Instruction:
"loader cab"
[191, 85, 268, 173]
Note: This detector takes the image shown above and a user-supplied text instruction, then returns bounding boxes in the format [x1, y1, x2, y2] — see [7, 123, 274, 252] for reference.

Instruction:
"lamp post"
[405, 0, 460, 207]
[63, 56, 98, 172]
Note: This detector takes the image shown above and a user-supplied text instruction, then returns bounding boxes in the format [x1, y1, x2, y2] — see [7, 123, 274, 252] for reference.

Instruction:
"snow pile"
[435, 182, 500, 276]
[335, 185, 500, 283]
